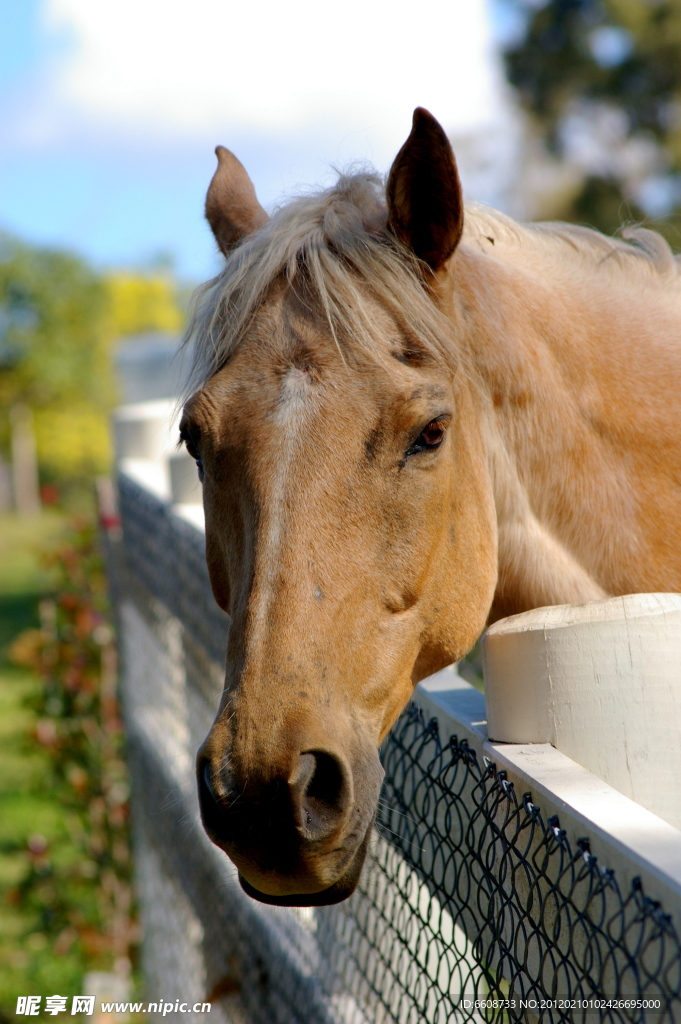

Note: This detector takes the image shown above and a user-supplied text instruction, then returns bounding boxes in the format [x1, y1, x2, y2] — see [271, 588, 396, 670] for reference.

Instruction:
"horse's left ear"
[386, 108, 463, 272]
[205, 146, 269, 256]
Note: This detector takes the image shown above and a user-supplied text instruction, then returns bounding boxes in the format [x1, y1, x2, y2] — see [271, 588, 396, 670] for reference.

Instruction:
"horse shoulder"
[486, 439, 608, 620]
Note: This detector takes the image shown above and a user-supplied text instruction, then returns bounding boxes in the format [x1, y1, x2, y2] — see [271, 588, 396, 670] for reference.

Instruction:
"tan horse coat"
[449, 207, 681, 617]
[182, 110, 681, 906]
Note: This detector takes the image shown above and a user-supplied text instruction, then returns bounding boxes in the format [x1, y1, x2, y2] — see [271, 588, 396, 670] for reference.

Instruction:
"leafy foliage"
[106, 272, 183, 338]
[504, 0, 681, 238]
[0, 233, 185, 485]
[7, 520, 137, 1006]
[0, 238, 110, 411]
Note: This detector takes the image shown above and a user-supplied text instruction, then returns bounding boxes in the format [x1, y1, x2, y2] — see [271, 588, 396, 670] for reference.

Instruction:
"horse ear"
[386, 108, 464, 272]
[205, 146, 269, 256]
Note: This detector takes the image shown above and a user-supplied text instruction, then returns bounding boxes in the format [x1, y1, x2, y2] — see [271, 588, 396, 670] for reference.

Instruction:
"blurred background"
[2, 0, 681, 1017]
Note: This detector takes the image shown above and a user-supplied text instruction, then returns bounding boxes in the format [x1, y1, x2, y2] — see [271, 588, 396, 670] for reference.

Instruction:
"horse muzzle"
[196, 743, 383, 906]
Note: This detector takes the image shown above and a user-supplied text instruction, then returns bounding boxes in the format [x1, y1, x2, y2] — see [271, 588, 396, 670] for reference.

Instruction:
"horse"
[181, 108, 681, 907]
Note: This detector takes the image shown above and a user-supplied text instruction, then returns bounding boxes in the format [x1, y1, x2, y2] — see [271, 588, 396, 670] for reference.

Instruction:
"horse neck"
[446, 247, 661, 617]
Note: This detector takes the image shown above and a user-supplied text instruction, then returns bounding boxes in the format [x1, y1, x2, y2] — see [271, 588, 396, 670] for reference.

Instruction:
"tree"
[504, 0, 681, 240]
[0, 233, 185, 490]
[105, 272, 183, 338]
[0, 236, 111, 414]
[0, 236, 112, 493]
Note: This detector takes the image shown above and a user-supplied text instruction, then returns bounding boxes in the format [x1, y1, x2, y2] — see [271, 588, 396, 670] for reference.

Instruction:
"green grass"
[0, 513, 62, 591]
[0, 510, 149, 1024]
[0, 512, 88, 1016]
[0, 512, 62, 655]
[0, 688, 84, 1010]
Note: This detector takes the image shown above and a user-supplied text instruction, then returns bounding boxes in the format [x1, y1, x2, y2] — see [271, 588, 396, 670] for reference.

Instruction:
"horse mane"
[462, 202, 678, 279]
[183, 171, 679, 398]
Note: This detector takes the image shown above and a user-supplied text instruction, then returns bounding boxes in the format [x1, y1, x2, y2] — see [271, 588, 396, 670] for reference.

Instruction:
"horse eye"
[418, 420, 446, 447]
[405, 416, 449, 460]
[180, 432, 203, 475]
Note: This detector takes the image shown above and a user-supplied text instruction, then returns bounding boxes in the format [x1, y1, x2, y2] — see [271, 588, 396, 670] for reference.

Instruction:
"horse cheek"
[205, 527, 231, 615]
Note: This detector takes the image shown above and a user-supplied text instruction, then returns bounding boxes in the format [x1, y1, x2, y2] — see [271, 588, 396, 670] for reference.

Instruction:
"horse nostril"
[289, 750, 352, 840]
[202, 761, 218, 802]
[197, 755, 238, 850]
[306, 751, 347, 811]
[197, 757, 223, 819]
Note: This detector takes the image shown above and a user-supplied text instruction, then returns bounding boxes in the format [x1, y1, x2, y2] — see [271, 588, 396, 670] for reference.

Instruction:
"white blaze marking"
[252, 367, 311, 628]
[274, 366, 312, 424]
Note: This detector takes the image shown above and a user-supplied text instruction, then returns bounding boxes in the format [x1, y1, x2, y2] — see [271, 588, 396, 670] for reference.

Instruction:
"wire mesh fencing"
[110, 472, 681, 1024]
[374, 704, 681, 1023]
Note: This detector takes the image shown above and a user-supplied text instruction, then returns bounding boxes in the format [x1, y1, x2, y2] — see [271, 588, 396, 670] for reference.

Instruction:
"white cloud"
[42, 0, 502, 163]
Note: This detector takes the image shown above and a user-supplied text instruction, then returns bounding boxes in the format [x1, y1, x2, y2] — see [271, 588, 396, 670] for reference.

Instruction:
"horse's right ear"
[386, 108, 463, 272]
[205, 147, 269, 256]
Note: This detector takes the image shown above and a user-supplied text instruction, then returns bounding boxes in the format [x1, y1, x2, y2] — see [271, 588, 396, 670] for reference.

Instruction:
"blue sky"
[0, 0, 507, 283]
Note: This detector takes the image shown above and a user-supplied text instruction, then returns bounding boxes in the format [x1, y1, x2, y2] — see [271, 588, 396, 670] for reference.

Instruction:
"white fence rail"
[107, 402, 681, 1024]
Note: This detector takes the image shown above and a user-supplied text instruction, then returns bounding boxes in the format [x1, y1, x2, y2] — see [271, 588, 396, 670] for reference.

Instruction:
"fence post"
[482, 593, 681, 829]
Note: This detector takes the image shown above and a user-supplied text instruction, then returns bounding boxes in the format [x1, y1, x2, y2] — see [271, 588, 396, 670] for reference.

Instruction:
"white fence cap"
[482, 593, 681, 829]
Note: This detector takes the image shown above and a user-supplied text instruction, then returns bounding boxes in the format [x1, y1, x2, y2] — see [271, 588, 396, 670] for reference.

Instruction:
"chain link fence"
[109, 472, 681, 1023]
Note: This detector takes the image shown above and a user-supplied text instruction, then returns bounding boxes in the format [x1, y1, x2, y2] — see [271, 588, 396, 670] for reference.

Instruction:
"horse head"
[183, 110, 497, 905]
